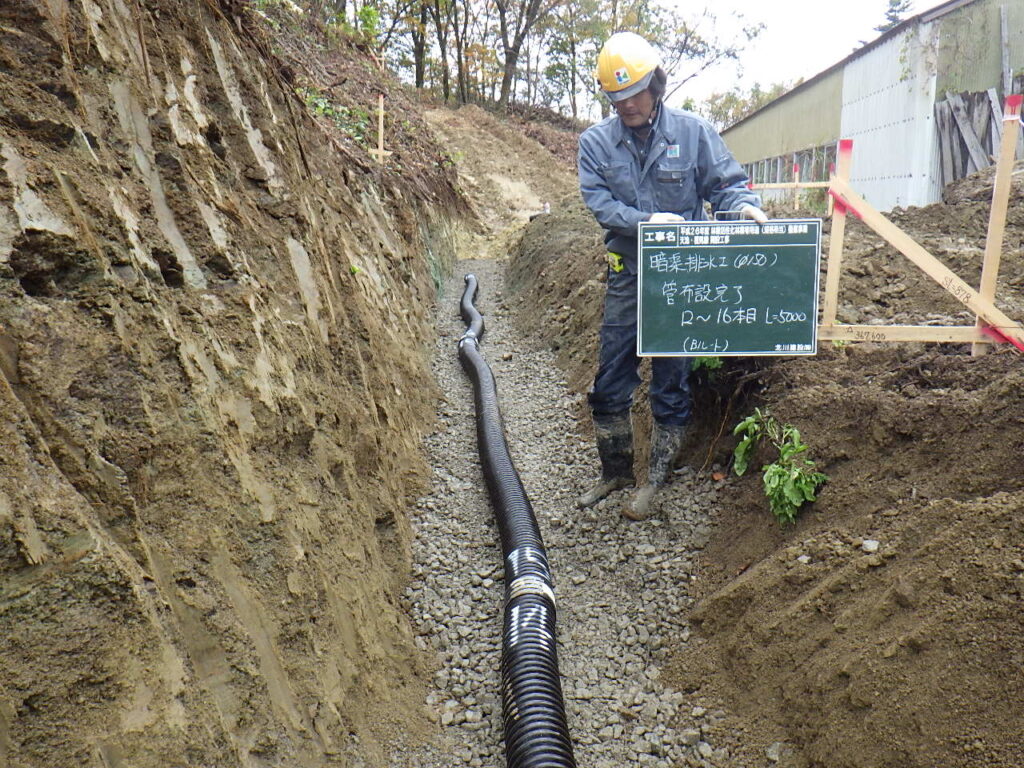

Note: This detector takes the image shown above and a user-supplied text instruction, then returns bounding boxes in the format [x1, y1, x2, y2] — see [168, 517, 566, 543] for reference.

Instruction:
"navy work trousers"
[587, 264, 692, 427]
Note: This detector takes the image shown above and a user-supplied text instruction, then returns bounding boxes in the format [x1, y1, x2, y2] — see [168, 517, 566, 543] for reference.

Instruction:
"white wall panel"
[839, 25, 942, 210]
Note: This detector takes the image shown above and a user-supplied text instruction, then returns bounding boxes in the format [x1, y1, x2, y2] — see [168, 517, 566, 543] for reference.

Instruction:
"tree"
[367, 0, 763, 118]
[494, 0, 560, 109]
[654, 8, 764, 103]
[427, 0, 455, 100]
[875, 0, 913, 34]
[541, 0, 604, 118]
[410, 0, 429, 87]
[699, 81, 796, 131]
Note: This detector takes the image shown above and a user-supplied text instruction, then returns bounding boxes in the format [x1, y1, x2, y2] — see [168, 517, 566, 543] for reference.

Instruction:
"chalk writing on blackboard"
[638, 219, 822, 357]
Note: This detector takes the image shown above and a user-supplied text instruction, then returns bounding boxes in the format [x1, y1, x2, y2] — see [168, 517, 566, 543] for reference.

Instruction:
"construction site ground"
[1, 4, 1022, 767]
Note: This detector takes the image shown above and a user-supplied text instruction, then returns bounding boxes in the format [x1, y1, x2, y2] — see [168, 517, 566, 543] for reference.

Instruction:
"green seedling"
[733, 408, 827, 525]
[691, 356, 723, 372]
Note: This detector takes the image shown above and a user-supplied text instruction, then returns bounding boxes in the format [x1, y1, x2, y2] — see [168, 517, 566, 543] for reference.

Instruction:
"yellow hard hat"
[596, 32, 661, 102]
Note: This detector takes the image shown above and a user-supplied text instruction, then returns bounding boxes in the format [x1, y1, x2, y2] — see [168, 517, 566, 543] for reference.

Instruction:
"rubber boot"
[622, 423, 686, 521]
[577, 412, 634, 508]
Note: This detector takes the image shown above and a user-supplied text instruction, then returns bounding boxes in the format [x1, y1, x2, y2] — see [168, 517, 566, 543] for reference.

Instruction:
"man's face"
[613, 88, 655, 128]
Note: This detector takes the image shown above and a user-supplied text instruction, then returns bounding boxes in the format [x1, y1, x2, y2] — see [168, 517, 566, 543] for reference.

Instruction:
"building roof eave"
[721, 0, 980, 137]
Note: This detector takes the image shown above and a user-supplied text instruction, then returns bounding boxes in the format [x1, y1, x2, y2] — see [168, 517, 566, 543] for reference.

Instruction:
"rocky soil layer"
[0, 2, 464, 764]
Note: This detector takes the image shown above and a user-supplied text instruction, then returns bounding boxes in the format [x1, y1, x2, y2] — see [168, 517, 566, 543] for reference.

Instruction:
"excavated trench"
[390, 257, 772, 768]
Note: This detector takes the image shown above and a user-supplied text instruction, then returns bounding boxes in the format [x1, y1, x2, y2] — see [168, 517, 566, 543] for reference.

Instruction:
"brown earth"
[0, 1, 466, 765]
[508, 153, 1024, 765]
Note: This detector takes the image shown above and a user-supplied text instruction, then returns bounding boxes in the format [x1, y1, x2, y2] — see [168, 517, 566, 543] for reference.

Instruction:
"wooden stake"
[822, 140, 853, 325]
[829, 177, 1024, 350]
[973, 94, 1023, 355]
[368, 93, 392, 164]
[935, 100, 955, 186]
[819, 324, 989, 344]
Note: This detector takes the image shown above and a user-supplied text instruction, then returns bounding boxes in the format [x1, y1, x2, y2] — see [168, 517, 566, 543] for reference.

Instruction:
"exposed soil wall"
[0, 1, 463, 765]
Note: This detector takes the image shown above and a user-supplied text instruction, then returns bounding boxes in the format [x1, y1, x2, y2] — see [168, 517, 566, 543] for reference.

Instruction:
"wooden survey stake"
[973, 94, 1023, 355]
[818, 128, 1024, 353]
[821, 139, 853, 326]
[823, 176, 1024, 350]
[369, 93, 392, 164]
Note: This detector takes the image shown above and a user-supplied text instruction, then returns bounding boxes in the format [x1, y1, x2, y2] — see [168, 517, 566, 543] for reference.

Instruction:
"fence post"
[822, 140, 853, 326]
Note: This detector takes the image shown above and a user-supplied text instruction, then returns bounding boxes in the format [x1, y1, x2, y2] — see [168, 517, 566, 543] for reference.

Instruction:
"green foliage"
[296, 86, 370, 145]
[323, 1, 379, 48]
[357, 3, 380, 38]
[799, 187, 830, 216]
[691, 356, 723, 372]
[439, 148, 464, 168]
[875, 0, 914, 34]
[733, 408, 827, 525]
[699, 80, 798, 131]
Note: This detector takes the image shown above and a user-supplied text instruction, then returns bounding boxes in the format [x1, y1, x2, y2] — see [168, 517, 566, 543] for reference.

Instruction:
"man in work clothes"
[577, 31, 766, 520]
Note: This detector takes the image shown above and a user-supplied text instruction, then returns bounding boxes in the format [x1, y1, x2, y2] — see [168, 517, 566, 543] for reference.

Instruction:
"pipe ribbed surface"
[457, 273, 576, 768]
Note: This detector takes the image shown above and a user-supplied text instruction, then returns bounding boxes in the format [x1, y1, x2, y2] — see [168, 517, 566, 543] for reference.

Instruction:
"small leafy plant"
[733, 408, 827, 525]
[691, 356, 723, 372]
[296, 86, 370, 145]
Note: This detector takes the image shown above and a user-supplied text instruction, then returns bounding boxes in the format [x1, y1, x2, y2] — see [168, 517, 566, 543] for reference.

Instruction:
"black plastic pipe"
[457, 274, 576, 768]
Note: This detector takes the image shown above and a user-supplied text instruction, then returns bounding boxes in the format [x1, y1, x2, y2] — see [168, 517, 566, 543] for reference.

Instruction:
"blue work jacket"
[578, 104, 759, 268]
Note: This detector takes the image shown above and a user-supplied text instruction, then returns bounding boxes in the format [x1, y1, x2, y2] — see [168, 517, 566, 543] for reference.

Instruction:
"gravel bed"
[390, 259, 757, 768]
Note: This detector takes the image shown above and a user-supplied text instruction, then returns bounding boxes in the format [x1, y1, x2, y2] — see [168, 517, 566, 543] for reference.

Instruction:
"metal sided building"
[723, 0, 1024, 211]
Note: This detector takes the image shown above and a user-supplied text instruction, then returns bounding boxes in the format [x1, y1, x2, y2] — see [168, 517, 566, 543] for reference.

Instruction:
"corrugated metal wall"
[839, 24, 942, 209]
[720, 0, 1023, 212]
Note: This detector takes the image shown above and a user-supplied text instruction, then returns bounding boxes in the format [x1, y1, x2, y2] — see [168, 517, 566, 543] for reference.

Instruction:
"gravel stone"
[680, 728, 702, 746]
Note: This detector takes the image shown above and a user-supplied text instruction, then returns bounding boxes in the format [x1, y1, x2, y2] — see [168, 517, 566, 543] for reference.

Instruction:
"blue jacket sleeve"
[695, 121, 761, 214]
[578, 131, 648, 237]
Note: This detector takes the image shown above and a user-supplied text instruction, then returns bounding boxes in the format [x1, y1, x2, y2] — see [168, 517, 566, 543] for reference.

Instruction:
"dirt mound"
[679, 345, 1024, 767]
[424, 105, 576, 234]
[508, 158, 1024, 765]
[832, 164, 1024, 328]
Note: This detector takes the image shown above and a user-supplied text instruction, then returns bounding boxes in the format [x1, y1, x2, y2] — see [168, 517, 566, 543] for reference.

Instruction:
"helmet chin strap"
[646, 102, 660, 126]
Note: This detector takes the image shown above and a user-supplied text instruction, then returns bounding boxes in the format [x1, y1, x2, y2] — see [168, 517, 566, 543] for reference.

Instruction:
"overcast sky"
[674, 0, 941, 104]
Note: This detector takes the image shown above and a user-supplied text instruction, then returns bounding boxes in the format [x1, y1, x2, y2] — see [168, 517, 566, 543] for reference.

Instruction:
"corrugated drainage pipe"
[457, 274, 576, 768]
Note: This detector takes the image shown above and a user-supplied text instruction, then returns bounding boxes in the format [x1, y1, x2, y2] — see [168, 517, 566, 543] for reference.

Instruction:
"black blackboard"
[637, 219, 822, 356]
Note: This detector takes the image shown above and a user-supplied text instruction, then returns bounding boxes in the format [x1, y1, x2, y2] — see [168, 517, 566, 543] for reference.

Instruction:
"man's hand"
[648, 212, 686, 223]
[738, 204, 768, 224]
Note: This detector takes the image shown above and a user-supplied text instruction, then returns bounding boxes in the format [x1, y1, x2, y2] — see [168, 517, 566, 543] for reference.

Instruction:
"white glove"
[648, 212, 686, 223]
[738, 204, 768, 224]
